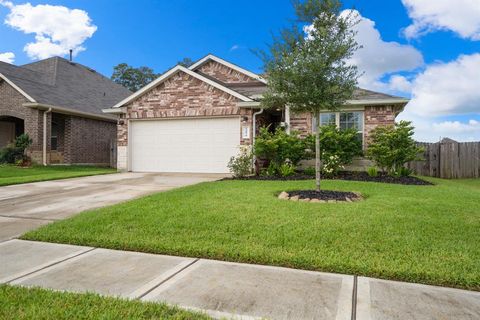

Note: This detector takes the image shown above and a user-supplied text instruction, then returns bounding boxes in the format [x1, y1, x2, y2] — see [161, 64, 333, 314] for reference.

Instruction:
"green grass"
[0, 165, 116, 186]
[23, 178, 480, 291]
[0, 285, 210, 320]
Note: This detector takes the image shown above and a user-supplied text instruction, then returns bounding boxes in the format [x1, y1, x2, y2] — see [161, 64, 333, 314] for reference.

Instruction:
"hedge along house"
[0, 57, 131, 165]
[104, 54, 408, 173]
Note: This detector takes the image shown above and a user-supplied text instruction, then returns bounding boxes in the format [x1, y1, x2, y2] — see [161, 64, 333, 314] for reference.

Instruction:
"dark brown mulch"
[331, 171, 433, 185]
[224, 171, 433, 186]
[287, 190, 360, 201]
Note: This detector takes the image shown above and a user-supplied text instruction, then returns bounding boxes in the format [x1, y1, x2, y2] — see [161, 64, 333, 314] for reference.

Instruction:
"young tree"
[111, 63, 158, 92]
[259, 0, 360, 191]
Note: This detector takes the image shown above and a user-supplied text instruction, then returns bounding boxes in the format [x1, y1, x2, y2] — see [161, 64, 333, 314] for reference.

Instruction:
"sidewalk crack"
[137, 258, 200, 300]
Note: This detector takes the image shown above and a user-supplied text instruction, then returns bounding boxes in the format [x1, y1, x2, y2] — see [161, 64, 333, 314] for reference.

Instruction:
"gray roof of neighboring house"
[0, 57, 131, 116]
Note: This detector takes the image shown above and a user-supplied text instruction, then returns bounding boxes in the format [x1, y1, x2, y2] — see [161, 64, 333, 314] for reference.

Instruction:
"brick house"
[104, 54, 408, 173]
[0, 57, 131, 165]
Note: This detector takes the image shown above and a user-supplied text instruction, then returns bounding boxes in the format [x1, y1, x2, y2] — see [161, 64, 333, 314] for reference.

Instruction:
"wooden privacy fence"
[407, 141, 480, 179]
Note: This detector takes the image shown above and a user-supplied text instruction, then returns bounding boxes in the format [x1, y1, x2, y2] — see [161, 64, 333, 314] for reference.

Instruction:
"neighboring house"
[104, 54, 408, 173]
[0, 57, 131, 165]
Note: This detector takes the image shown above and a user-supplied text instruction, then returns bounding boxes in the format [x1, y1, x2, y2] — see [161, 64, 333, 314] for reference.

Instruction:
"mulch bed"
[226, 171, 433, 186]
[285, 190, 361, 203]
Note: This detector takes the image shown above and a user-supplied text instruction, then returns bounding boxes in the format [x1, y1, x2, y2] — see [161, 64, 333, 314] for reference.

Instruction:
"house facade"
[105, 54, 408, 173]
[0, 57, 131, 165]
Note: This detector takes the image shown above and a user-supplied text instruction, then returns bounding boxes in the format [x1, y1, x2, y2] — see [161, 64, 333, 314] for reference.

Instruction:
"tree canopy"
[111, 63, 158, 92]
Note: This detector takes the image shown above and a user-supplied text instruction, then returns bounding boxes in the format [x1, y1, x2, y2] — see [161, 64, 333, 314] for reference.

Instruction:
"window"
[313, 111, 364, 145]
[51, 122, 58, 151]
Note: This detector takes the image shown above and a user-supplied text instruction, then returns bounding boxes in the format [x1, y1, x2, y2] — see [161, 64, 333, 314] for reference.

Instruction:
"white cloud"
[230, 44, 240, 51]
[342, 9, 424, 93]
[398, 53, 480, 142]
[0, 0, 97, 60]
[402, 0, 480, 40]
[398, 109, 480, 142]
[0, 52, 15, 63]
[407, 53, 480, 116]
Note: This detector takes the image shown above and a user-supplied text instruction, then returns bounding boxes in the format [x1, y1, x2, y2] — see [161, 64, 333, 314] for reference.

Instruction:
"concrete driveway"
[0, 172, 223, 242]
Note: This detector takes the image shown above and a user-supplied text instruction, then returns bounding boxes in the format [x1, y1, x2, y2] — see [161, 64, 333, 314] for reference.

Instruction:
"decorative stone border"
[277, 191, 363, 203]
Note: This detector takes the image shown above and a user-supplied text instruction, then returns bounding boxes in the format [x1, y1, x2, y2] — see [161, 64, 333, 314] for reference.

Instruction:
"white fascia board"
[345, 99, 410, 106]
[112, 65, 252, 109]
[0, 73, 36, 103]
[237, 101, 261, 108]
[103, 107, 126, 114]
[189, 54, 267, 84]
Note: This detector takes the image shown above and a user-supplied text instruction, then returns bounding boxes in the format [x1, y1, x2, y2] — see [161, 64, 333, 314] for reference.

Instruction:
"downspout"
[252, 108, 264, 172]
[43, 108, 52, 166]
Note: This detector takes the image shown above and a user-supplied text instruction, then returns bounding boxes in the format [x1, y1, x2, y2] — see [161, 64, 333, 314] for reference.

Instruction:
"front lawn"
[0, 165, 116, 186]
[0, 285, 209, 319]
[23, 178, 480, 290]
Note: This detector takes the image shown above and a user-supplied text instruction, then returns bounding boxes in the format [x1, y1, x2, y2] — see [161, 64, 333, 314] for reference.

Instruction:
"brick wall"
[119, 70, 250, 146]
[364, 105, 398, 144]
[0, 80, 43, 161]
[290, 112, 313, 137]
[196, 60, 261, 84]
[64, 115, 116, 165]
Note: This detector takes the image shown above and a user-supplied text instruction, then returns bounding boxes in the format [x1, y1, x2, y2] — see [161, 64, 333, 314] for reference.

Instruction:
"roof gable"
[112, 65, 253, 108]
[189, 54, 267, 84]
[0, 57, 132, 116]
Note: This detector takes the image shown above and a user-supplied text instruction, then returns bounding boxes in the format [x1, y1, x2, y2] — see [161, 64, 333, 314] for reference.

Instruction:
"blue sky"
[1, 0, 479, 141]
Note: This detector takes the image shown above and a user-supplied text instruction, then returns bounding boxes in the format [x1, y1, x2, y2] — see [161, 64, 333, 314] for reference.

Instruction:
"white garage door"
[130, 117, 241, 173]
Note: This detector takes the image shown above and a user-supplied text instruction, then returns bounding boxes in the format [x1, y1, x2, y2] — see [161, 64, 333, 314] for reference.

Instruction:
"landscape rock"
[290, 196, 300, 202]
[278, 192, 290, 200]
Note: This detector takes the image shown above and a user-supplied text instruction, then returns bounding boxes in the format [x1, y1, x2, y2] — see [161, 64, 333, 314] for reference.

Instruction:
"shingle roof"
[0, 57, 131, 116]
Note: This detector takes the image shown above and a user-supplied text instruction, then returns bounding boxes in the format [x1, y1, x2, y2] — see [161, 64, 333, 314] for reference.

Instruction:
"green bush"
[366, 166, 378, 177]
[303, 166, 316, 176]
[321, 154, 343, 178]
[227, 146, 253, 178]
[0, 134, 32, 164]
[305, 125, 363, 167]
[254, 127, 309, 168]
[366, 121, 423, 176]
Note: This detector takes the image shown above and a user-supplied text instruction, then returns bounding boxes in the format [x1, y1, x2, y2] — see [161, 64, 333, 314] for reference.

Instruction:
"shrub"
[227, 146, 253, 178]
[305, 125, 363, 168]
[366, 166, 378, 177]
[321, 154, 343, 178]
[0, 134, 32, 164]
[254, 127, 309, 168]
[366, 121, 423, 176]
[395, 166, 413, 177]
[278, 161, 296, 177]
[303, 166, 316, 176]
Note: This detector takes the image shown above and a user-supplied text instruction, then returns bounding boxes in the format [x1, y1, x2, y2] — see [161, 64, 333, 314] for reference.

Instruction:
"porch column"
[285, 105, 291, 134]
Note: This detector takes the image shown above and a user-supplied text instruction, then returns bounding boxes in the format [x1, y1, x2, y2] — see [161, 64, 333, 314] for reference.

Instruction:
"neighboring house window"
[51, 122, 58, 151]
[313, 111, 364, 145]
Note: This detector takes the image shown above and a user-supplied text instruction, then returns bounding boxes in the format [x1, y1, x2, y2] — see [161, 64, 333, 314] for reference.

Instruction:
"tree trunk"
[315, 111, 321, 192]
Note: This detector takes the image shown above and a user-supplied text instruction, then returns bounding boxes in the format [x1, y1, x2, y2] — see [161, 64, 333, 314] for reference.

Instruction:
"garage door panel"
[130, 118, 240, 173]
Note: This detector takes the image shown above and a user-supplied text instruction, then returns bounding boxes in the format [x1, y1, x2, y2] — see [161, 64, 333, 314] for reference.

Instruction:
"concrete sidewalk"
[1, 240, 479, 320]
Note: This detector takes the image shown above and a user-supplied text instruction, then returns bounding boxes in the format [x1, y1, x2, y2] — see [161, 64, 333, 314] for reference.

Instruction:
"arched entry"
[0, 116, 24, 148]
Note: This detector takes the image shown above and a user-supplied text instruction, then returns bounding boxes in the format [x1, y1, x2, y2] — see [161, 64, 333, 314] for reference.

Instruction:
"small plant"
[366, 121, 423, 176]
[0, 133, 32, 165]
[279, 161, 296, 177]
[227, 146, 253, 178]
[366, 167, 378, 177]
[394, 167, 413, 177]
[321, 154, 344, 178]
[303, 166, 316, 176]
[262, 162, 278, 176]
